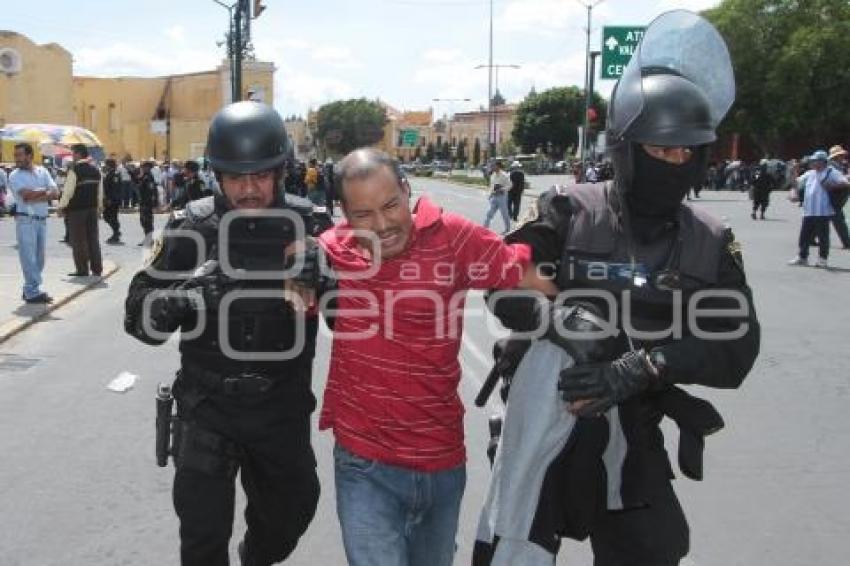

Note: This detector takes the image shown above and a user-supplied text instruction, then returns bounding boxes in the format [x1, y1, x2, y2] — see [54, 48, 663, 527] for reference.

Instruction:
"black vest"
[174, 196, 318, 373]
[558, 183, 725, 351]
[67, 162, 101, 211]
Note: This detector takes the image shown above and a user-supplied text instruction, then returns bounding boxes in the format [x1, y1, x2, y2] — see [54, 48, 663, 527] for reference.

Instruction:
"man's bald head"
[337, 148, 407, 204]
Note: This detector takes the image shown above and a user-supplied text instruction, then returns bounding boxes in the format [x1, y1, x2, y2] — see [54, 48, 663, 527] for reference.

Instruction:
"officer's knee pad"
[173, 420, 240, 479]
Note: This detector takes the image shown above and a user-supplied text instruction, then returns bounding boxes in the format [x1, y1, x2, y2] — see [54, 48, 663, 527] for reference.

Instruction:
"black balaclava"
[627, 144, 708, 220]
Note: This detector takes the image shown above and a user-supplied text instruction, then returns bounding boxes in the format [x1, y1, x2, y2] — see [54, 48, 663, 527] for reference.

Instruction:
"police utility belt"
[182, 360, 275, 395]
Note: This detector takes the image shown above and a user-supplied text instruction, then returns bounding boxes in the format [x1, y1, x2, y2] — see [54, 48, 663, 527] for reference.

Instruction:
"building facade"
[0, 31, 274, 162]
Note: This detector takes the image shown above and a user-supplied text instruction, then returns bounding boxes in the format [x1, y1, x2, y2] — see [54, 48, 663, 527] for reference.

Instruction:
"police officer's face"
[641, 145, 694, 165]
[221, 170, 276, 209]
[342, 166, 413, 260]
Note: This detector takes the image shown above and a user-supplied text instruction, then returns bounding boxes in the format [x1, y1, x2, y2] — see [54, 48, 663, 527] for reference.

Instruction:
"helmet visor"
[608, 10, 735, 141]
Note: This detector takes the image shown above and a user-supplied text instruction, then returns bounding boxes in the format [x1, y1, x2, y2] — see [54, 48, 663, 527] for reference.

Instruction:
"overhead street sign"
[399, 129, 419, 147]
[600, 26, 646, 80]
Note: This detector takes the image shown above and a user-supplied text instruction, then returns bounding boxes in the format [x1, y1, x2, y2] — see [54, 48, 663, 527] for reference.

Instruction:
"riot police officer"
[124, 101, 324, 566]
[103, 158, 123, 243]
[487, 11, 760, 565]
[170, 160, 207, 209]
[137, 160, 157, 246]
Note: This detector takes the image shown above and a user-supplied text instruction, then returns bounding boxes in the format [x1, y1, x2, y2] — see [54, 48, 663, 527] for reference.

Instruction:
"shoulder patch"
[185, 196, 216, 222]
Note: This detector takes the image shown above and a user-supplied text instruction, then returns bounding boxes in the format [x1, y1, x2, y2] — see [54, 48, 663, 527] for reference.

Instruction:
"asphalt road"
[0, 180, 848, 566]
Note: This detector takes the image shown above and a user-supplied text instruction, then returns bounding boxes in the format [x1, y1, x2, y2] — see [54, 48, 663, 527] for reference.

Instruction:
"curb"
[0, 261, 121, 345]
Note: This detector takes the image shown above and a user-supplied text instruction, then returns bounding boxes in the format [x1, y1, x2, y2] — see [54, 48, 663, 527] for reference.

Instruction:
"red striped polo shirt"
[317, 197, 531, 471]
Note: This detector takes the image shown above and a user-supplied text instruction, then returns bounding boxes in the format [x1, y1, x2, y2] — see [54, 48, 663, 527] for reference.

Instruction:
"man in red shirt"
[316, 148, 553, 566]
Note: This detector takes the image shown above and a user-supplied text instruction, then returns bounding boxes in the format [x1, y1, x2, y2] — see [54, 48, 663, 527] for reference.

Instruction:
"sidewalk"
[0, 227, 120, 344]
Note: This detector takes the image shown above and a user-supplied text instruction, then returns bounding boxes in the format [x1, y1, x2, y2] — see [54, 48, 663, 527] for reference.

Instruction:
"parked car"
[431, 160, 452, 172]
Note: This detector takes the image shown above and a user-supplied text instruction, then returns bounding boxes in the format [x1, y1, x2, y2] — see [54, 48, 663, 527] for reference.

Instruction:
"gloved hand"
[536, 301, 619, 365]
[147, 291, 195, 334]
[179, 260, 239, 311]
[284, 236, 324, 289]
[558, 349, 658, 417]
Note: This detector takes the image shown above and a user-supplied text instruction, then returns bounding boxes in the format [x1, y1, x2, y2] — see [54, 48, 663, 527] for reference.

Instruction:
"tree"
[511, 86, 606, 159]
[704, 0, 850, 155]
[441, 141, 450, 160]
[316, 98, 388, 155]
[425, 142, 435, 162]
[456, 139, 467, 166]
[472, 138, 482, 167]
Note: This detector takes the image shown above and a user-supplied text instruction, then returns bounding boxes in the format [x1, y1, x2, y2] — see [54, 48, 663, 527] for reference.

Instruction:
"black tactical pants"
[140, 206, 154, 236]
[589, 462, 689, 566]
[103, 202, 121, 237]
[508, 190, 523, 221]
[173, 379, 319, 566]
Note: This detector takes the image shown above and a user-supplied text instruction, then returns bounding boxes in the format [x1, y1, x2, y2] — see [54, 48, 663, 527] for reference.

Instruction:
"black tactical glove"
[146, 291, 195, 335]
[179, 260, 239, 311]
[558, 349, 657, 417]
[284, 236, 324, 290]
[536, 301, 619, 365]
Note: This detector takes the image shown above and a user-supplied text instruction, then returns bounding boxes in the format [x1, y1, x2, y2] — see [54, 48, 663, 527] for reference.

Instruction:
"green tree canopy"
[472, 138, 482, 167]
[705, 0, 850, 154]
[425, 142, 435, 162]
[512, 86, 606, 158]
[316, 98, 388, 155]
[456, 139, 467, 164]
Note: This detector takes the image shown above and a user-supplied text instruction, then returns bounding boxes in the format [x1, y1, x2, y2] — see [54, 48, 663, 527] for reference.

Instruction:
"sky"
[2, 0, 720, 119]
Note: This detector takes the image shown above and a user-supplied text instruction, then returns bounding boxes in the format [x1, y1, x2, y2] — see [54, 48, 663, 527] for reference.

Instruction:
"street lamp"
[576, 0, 605, 169]
[433, 97, 471, 162]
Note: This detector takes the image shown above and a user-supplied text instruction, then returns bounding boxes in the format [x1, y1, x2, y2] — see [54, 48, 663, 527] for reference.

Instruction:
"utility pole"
[488, 0, 494, 158]
[214, 0, 257, 104]
[588, 50, 600, 158]
[576, 0, 604, 169]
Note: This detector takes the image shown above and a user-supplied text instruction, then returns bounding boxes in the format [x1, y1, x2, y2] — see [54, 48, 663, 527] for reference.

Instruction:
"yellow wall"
[74, 61, 275, 162]
[1, 32, 276, 162]
[0, 31, 74, 126]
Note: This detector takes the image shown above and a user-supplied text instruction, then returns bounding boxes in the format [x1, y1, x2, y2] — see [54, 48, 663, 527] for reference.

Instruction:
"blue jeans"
[15, 216, 47, 299]
[334, 444, 466, 566]
[483, 192, 511, 233]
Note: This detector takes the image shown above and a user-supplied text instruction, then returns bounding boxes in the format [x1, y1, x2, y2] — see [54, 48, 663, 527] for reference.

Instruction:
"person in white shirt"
[8, 143, 60, 303]
[788, 149, 850, 268]
[483, 160, 512, 233]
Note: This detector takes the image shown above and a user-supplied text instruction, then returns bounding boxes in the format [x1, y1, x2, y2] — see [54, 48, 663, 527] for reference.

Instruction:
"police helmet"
[206, 101, 290, 175]
[615, 71, 715, 147]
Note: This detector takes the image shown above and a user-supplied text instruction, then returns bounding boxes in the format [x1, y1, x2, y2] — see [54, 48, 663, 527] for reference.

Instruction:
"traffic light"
[253, 0, 266, 18]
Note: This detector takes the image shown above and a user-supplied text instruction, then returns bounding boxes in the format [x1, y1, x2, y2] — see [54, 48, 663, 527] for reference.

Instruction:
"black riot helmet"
[616, 70, 715, 147]
[606, 10, 735, 196]
[206, 101, 290, 175]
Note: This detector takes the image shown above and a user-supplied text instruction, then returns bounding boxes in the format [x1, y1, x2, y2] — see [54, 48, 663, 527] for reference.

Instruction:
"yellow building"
[0, 31, 275, 162]
[449, 104, 517, 159]
[0, 31, 74, 126]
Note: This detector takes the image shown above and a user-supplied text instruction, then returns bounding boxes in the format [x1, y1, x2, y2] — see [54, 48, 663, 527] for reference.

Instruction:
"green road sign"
[400, 129, 419, 147]
[600, 26, 646, 80]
